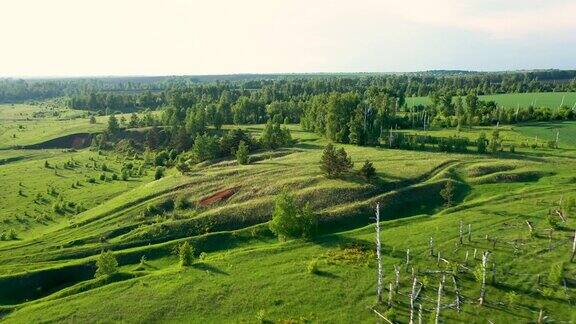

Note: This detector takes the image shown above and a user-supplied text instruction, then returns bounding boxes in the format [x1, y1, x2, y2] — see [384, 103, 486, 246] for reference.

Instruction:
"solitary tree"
[440, 181, 455, 207]
[107, 114, 120, 135]
[359, 160, 376, 179]
[95, 251, 118, 278]
[179, 241, 194, 267]
[154, 166, 165, 180]
[89, 115, 97, 124]
[476, 133, 487, 153]
[236, 140, 250, 165]
[489, 129, 501, 153]
[320, 143, 353, 178]
[269, 193, 316, 240]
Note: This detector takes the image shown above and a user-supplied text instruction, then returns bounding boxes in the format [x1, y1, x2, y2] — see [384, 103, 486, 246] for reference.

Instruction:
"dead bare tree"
[526, 220, 534, 237]
[468, 224, 472, 242]
[537, 309, 545, 324]
[388, 282, 394, 306]
[409, 277, 418, 324]
[429, 237, 434, 257]
[406, 248, 411, 269]
[418, 304, 423, 324]
[479, 251, 490, 306]
[554, 209, 567, 223]
[571, 230, 576, 262]
[459, 220, 464, 245]
[372, 308, 394, 324]
[375, 203, 383, 303]
[394, 265, 400, 293]
[435, 275, 445, 324]
[491, 261, 497, 285]
[452, 275, 461, 313]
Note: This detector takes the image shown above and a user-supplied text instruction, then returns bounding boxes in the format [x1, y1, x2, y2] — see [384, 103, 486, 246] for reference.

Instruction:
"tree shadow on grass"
[192, 262, 229, 275]
[314, 270, 340, 279]
[309, 234, 405, 260]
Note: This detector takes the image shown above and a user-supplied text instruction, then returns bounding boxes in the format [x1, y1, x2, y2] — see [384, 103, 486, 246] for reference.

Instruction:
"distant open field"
[0, 104, 130, 149]
[406, 92, 576, 109]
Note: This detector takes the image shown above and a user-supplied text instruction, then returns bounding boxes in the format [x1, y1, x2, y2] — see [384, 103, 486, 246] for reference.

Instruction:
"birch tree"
[571, 230, 576, 262]
[435, 275, 445, 324]
[479, 251, 490, 305]
[409, 277, 418, 324]
[375, 203, 383, 303]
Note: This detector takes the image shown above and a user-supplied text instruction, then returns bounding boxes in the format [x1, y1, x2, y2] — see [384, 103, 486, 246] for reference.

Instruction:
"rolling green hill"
[0, 115, 575, 323]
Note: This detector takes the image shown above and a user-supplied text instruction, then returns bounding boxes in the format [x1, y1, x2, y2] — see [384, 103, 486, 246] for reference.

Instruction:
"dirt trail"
[199, 187, 240, 206]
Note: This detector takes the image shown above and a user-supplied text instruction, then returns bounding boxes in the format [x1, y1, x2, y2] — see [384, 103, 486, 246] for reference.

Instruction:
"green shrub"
[384, 308, 396, 322]
[111, 173, 119, 180]
[154, 167, 165, 180]
[359, 160, 376, 179]
[99, 173, 106, 181]
[307, 259, 319, 274]
[476, 133, 487, 153]
[505, 291, 519, 306]
[547, 215, 561, 230]
[236, 140, 250, 165]
[256, 310, 266, 323]
[548, 262, 565, 285]
[175, 194, 189, 210]
[179, 241, 194, 267]
[269, 193, 317, 240]
[95, 251, 118, 278]
[440, 180, 455, 207]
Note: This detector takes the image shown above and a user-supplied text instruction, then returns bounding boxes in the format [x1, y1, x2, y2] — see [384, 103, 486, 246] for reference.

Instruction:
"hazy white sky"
[0, 0, 575, 77]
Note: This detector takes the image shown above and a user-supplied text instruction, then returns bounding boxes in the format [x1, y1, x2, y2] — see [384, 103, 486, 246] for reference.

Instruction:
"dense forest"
[3, 71, 576, 155]
[2, 70, 576, 104]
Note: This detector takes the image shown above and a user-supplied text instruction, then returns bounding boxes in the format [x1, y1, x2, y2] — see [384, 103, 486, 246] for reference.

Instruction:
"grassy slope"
[0, 115, 575, 322]
[0, 103, 140, 149]
[405, 92, 576, 109]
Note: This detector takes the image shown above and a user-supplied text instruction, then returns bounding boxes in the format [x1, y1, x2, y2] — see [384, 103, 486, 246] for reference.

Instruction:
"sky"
[0, 0, 575, 77]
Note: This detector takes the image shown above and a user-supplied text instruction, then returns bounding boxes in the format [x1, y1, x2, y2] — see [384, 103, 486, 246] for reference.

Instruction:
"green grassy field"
[0, 103, 121, 149]
[0, 109, 575, 323]
[406, 92, 576, 109]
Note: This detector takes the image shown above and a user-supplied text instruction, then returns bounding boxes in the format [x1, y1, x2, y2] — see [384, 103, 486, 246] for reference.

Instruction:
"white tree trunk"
[435, 275, 445, 324]
[388, 282, 393, 306]
[459, 220, 463, 245]
[429, 237, 434, 257]
[479, 251, 490, 305]
[409, 276, 418, 324]
[394, 265, 400, 293]
[571, 230, 576, 262]
[418, 303, 423, 324]
[526, 220, 534, 237]
[406, 248, 411, 268]
[375, 203, 383, 303]
[452, 275, 461, 313]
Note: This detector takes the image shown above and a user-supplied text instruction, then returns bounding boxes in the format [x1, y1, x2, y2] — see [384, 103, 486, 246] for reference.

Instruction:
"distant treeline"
[4, 71, 576, 152]
[2, 70, 576, 104]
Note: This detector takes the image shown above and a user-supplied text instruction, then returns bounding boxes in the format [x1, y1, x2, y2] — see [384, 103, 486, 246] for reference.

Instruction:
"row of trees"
[95, 113, 293, 170]
[4, 70, 576, 103]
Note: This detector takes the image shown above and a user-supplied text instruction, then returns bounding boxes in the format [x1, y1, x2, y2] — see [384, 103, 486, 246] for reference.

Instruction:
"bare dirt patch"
[198, 187, 240, 207]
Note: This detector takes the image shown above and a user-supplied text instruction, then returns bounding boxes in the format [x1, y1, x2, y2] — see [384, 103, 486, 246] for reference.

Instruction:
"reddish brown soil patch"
[198, 187, 239, 206]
